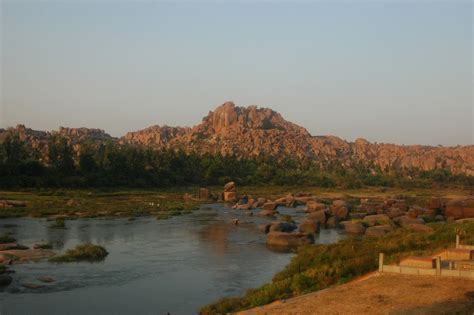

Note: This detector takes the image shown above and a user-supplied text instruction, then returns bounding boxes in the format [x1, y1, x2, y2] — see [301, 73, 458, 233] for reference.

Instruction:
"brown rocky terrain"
[1, 101, 473, 174]
[237, 273, 474, 315]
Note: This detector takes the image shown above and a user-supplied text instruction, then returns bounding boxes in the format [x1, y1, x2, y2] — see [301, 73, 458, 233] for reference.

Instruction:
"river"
[0, 204, 342, 315]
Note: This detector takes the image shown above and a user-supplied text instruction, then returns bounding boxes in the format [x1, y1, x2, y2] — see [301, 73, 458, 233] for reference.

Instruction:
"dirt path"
[237, 273, 474, 315]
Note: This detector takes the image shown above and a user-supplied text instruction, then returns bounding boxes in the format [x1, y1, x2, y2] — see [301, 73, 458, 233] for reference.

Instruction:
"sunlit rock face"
[1, 102, 473, 175]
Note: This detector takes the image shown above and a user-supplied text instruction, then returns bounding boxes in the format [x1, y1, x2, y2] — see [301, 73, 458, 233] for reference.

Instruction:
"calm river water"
[0, 204, 342, 315]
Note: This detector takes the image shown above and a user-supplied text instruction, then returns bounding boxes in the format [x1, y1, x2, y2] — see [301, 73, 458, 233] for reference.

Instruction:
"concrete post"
[379, 253, 384, 272]
[449, 261, 455, 270]
[436, 256, 441, 276]
[456, 234, 460, 249]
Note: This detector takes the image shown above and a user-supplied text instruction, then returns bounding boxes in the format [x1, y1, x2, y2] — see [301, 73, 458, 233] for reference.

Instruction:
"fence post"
[456, 234, 460, 249]
[379, 253, 384, 272]
[436, 256, 441, 276]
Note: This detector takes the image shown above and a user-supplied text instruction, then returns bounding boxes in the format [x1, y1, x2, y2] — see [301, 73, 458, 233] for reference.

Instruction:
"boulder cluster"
[214, 184, 474, 247]
[0, 200, 27, 208]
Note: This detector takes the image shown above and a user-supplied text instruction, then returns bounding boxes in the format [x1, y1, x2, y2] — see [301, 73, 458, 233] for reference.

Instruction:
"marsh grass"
[0, 189, 200, 219]
[49, 243, 108, 262]
[201, 222, 474, 314]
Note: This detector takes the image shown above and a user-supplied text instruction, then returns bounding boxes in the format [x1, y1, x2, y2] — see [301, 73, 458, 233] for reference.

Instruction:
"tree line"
[0, 133, 472, 189]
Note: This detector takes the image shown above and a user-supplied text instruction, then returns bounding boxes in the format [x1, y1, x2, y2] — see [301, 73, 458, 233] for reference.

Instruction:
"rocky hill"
[0, 124, 114, 163]
[1, 102, 473, 175]
[120, 102, 474, 175]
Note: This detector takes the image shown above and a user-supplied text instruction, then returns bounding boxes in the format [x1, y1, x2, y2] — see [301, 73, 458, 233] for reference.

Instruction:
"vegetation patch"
[50, 218, 66, 229]
[0, 131, 472, 190]
[201, 222, 474, 314]
[0, 233, 16, 244]
[0, 189, 200, 219]
[49, 243, 108, 263]
[34, 243, 53, 249]
[280, 215, 295, 224]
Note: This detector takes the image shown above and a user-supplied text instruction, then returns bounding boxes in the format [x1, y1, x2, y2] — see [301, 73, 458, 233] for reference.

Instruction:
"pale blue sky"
[1, 1, 472, 145]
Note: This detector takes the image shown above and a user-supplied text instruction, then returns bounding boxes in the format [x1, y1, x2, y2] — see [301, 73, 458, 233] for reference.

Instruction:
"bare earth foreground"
[237, 273, 474, 315]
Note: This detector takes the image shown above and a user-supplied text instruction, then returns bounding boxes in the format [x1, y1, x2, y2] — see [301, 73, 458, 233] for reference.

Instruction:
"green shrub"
[0, 233, 16, 243]
[280, 215, 295, 224]
[50, 218, 66, 229]
[49, 243, 108, 262]
[420, 215, 437, 223]
[35, 243, 53, 249]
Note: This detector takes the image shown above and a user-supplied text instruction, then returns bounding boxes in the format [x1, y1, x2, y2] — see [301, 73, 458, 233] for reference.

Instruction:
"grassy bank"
[49, 243, 108, 262]
[201, 221, 474, 314]
[0, 186, 471, 219]
[0, 189, 200, 219]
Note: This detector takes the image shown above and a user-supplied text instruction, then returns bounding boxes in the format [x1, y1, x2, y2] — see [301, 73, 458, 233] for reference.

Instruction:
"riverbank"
[201, 221, 474, 314]
[0, 189, 200, 219]
[237, 272, 474, 314]
[0, 186, 470, 219]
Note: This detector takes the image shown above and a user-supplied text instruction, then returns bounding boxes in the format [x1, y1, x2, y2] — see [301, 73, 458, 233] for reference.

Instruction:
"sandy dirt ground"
[237, 273, 474, 315]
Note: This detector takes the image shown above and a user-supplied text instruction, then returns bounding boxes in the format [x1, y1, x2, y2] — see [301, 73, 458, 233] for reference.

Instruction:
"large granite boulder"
[307, 209, 328, 225]
[306, 201, 326, 212]
[198, 188, 211, 200]
[299, 219, 320, 234]
[332, 200, 347, 207]
[257, 209, 278, 217]
[256, 198, 267, 207]
[266, 232, 314, 247]
[340, 221, 366, 234]
[445, 198, 474, 220]
[386, 207, 405, 219]
[295, 196, 314, 205]
[285, 195, 297, 208]
[332, 206, 349, 220]
[269, 222, 297, 233]
[362, 214, 392, 227]
[326, 216, 341, 228]
[262, 202, 278, 211]
[394, 215, 425, 227]
[224, 181, 236, 192]
[224, 192, 237, 202]
[426, 198, 444, 210]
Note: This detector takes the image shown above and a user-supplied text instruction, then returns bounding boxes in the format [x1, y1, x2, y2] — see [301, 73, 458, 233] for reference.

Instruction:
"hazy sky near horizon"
[1, 1, 472, 146]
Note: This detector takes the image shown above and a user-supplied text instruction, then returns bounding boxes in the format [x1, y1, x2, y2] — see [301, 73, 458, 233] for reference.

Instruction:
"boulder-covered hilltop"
[1, 101, 473, 175]
[0, 124, 114, 163]
[120, 102, 474, 175]
[123, 102, 315, 159]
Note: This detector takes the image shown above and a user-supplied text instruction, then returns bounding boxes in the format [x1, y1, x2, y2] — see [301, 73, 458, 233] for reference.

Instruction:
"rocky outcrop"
[445, 198, 474, 220]
[2, 102, 473, 175]
[121, 102, 473, 175]
[0, 124, 114, 164]
[341, 221, 366, 234]
[223, 182, 237, 202]
[299, 219, 321, 234]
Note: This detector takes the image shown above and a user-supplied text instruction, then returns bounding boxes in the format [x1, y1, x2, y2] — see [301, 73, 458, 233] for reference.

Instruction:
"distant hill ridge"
[1, 101, 473, 175]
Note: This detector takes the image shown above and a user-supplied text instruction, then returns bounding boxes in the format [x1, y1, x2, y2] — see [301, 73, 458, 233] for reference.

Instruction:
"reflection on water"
[0, 204, 343, 315]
